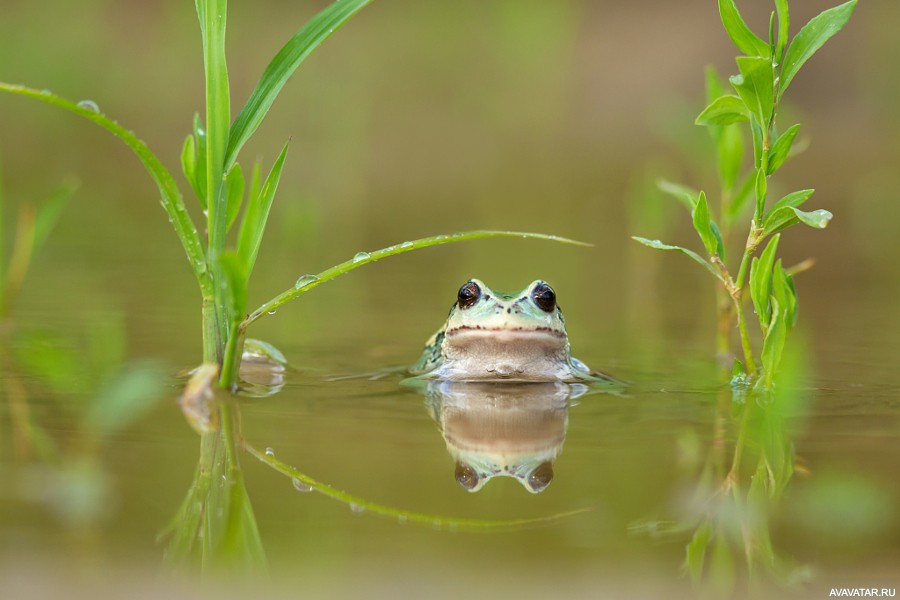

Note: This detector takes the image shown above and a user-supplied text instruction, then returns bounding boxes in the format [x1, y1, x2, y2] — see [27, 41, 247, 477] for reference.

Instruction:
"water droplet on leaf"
[265, 447, 275, 456]
[350, 503, 365, 514]
[291, 478, 313, 493]
[77, 99, 100, 113]
[353, 251, 370, 263]
[400, 241, 413, 249]
[294, 274, 319, 289]
[267, 310, 277, 315]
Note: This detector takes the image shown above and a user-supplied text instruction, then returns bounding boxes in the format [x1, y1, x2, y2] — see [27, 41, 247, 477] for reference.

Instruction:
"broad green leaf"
[632, 237, 724, 282]
[717, 0, 771, 57]
[750, 233, 780, 329]
[696, 95, 750, 127]
[247, 232, 592, 327]
[692, 192, 718, 257]
[768, 188, 815, 214]
[793, 207, 832, 228]
[657, 180, 698, 211]
[685, 520, 712, 583]
[236, 142, 289, 281]
[772, 260, 798, 331]
[225, 0, 372, 170]
[224, 163, 244, 232]
[767, 123, 801, 175]
[0, 84, 209, 289]
[754, 167, 767, 222]
[780, 0, 857, 98]
[730, 56, 775, 129]
[761, 297, 786, 386]
[774, 0, 790, 64]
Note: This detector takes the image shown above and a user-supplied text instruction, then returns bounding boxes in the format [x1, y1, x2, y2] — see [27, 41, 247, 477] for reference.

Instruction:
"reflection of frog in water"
[423, 381, 577, 493]
[408, 280, 622, 492]
[410, 279, 614, 383]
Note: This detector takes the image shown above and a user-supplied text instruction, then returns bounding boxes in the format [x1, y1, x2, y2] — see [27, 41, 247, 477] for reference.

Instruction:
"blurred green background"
[1, 0, 899, 597]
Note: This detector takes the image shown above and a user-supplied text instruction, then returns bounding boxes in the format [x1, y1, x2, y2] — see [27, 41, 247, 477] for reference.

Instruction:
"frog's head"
[439, 279, 570, 380]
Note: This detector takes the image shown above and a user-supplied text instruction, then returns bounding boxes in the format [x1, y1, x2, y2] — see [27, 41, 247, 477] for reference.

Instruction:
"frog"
[410, 279, 613, 383]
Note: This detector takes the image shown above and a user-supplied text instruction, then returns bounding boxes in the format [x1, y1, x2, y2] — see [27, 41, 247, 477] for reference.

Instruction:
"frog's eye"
[457, 281, 481, 309]
[532, 282, 556, 312]
[455, 461, 481, 491]
[526, 461, 554, 493]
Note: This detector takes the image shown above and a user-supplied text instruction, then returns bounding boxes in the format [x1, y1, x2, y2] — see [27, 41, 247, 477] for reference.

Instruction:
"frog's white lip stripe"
[446, 325, 566, 338]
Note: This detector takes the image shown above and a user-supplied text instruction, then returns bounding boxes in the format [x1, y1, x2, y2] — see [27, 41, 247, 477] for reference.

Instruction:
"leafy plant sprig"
[634, 0, 856, 389]
[1, 0, 583, 389]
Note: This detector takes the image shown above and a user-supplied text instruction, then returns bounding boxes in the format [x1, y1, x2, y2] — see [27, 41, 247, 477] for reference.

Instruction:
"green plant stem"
[219, 231, 589, 388]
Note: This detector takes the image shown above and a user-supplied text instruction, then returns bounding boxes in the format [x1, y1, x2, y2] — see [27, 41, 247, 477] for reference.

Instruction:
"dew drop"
[294, 274, 319, 289]
[400, 241, 413, 249]
[77, 99, 100, 113]
[352, 251, 371, 263]
[291, 478, 313, 493]
[397, 514, 408, 525]
[265, 447, 275, 456]
[267, 310, 277, 315]
[350, 503, 365, 514]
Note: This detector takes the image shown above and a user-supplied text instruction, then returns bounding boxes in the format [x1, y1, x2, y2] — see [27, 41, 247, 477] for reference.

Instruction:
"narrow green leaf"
[657, 180, 699, 211]
[767, 123, 801, 175]
[247, 232, 593, 328]
[685, 520, 713, 583]
[219, 251, 247, 323]
[711, 220, 727, 262]
[692, 192, 718, 257]
[754, 167, 767, 223]
[0, 84, 209, 289]
[236, 142, 289, 281]
[763, 206, 831, 237]
[772, 259, 795, 333]
[750, 234, 780, 330]
[181, 134, 200, 201]
[717, 123, 744, 192]
[780, 0, 857, 97]
[192, 114, 209, 208]
[705, 66, 725, 105]
[224, 163, 244, 232]
[696, 95, 751, 127]
[726, 171, 755, 221]
[718, 0, 771, 57]
[83, 361, 166, 437]
[768, 188, 815, 214]
[761, 297, 786, 386]
[226, 0, 372, 170]
[730, 56, 775, 129]
[632, 237, 725, 282]
[33, 180, 77, 252]
[774, 0, 790, 64]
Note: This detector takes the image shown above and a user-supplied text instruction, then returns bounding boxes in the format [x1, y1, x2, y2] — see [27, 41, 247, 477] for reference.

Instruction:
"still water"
[2, 266, 898, 598]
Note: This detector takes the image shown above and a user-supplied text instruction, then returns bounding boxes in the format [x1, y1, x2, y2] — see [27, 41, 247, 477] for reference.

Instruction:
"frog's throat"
[445, 325, 566, 340]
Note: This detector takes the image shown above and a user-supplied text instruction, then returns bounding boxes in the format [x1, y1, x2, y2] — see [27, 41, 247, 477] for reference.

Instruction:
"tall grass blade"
[0, 84, 210, 290]
[225, 0, 372, 170]
[236, 142, 289, 281]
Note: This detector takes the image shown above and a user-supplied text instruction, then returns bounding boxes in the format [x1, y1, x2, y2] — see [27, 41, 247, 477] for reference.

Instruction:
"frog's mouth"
[442, 326, 569, 380]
